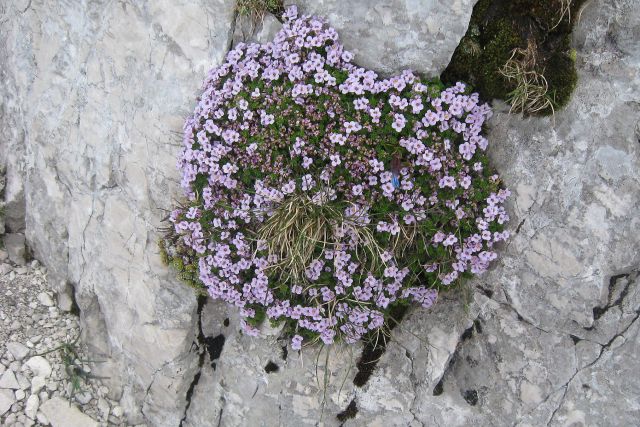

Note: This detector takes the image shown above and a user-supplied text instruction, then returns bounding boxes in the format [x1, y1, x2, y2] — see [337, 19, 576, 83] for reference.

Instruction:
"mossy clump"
[158, 236, 207, 297]
[442, 0, 586, 115]
[237, 0, 283, 20]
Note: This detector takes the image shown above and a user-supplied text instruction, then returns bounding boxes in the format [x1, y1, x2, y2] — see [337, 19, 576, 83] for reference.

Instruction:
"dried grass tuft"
[499, 39, 556, 115]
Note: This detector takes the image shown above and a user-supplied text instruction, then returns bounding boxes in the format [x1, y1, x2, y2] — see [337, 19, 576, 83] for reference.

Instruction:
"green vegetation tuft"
[237, 0, 284, 19]
[158, 237, 207, 297]
[442, 0, 587, 115]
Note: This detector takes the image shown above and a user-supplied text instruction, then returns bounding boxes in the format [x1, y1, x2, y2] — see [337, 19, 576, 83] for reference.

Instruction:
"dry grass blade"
[550, 0, 573, 30]
[499, 39, 556, 116]
[237, 0, 282, 24]
[258, 192, 400, 286]
[259, 194, 339, 281]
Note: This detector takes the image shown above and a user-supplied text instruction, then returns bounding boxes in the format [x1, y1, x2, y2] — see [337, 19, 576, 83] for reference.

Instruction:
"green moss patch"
[442, 0, 586, 115]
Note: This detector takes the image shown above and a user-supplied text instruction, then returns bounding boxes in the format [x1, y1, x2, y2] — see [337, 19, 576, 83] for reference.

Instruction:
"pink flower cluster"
[170, 6, 510, 349]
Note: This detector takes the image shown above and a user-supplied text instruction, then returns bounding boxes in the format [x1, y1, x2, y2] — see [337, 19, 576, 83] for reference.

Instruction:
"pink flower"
[391, 113, 406, 132]
[330, 133, 347, 145]
[443, 234, 458, 246]
[291, 335, 303, 350]
[344, 121, 362, 134]
[439, 176, 456, 189]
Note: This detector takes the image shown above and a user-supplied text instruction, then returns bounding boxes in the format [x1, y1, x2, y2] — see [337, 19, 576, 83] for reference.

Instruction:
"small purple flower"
[329, 133, 347, 145]
[344, 121, 362, 134]
[391, 113, 406, 132]
[291, 335, 303, 350]
[443, 234, 458, 247]
[439, 176, 456, 189]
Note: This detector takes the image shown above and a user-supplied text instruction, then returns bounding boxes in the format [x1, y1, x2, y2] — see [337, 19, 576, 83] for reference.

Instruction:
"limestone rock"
[0, 0, 639, 426]
[0, 389, 15, 416]
[96, 397, 110, 420]
[24, 394, 39, 419]
[233, 13, 283, 47]
[40, 397, 98, 427]
[187, 0, 640, 425]
[74, 391, 92, 405]
[24, 357, 52, 379]
[2, 233, 26, 265]
[0, 0, 236, 424]
[36, 411, 49, 425]
[286, 0, 478, 77]
[0, 370, 20, 390]
[30, 376, 45, 395]
[36, 292, 54, 307]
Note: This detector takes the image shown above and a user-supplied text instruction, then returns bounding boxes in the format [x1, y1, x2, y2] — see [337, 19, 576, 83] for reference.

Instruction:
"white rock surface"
[24, 356, 52, 379]
[0, 0, 236, 424]
[0, 371, 20, 390]
[40, 397, 99, 427]
[36, 411, 49, 425]
[0, 389, 15, 416]
[286, 0, 479, 77]
[6, 342, 29, 361]
[30, 376, 45, 394]
[24, 394, 38, 419]
[37, 292, 54, 307]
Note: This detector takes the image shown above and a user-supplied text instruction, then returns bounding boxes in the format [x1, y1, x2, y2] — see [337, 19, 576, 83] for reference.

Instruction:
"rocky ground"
[1, 0, 639, 425]
[0, 250, 132, 427]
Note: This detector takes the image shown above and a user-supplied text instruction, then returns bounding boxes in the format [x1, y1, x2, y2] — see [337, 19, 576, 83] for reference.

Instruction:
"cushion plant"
[164, 6, 510, 350]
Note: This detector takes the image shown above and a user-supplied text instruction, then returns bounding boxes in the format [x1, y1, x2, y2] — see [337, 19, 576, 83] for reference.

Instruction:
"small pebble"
[37, 292, 54, 307]
[6, 342, 30, 361]
[75, 391, 92, 405]
[112, 405, 124, 417]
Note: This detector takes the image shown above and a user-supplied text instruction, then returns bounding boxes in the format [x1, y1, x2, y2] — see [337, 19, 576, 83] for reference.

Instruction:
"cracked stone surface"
[0, 0, 236, 425]
[1, 0, 639, 426]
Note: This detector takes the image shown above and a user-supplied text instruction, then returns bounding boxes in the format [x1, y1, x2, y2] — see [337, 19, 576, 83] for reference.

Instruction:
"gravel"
[0, 258, 136, 426]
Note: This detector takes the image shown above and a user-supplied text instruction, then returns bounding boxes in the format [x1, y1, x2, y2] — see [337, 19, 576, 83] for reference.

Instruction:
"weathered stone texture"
[286, 0, 479, 77]
[0, 0, 236, 425]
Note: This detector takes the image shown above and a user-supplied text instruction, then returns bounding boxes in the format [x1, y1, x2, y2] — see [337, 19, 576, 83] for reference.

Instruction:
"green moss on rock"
[479, 19, 523, 99]
[545, 51, 578, 111]
[442, 0, 585, 115]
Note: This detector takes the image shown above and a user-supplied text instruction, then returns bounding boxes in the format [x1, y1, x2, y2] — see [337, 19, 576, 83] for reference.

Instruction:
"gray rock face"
[233, 12, 283, 47]
[1, 0, 639, 426]
[286, 0, 479, 77]
[0, 0, 235, 425]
